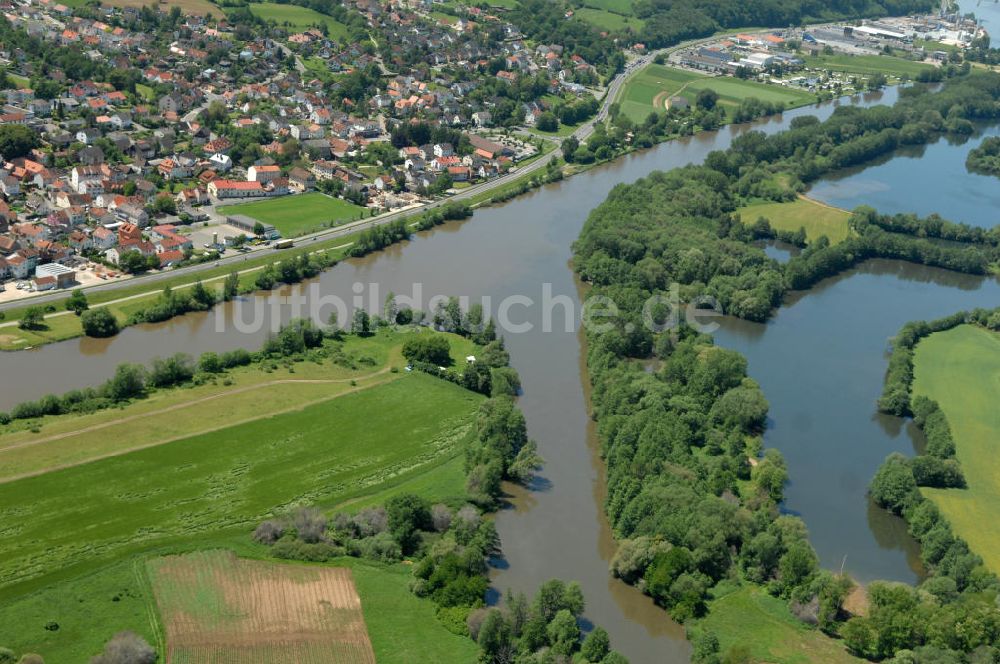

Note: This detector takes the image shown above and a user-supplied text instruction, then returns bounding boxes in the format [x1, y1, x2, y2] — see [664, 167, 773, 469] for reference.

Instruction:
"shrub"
[80, 308, 120, 338]
[90, 631, 155, 664]
[253, 519, 285, 544]
[402, 335, 451, 366]
[352, 532, 402, 562]
[291, 506, 327, 543]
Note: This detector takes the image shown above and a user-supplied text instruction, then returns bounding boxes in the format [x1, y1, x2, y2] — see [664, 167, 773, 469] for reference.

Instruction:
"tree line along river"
[4, 86, 1000, 663]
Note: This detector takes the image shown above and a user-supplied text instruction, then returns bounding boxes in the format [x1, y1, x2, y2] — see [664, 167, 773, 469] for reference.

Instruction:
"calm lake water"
[808, 123, 1000, 227]
[5, 86, 1000, 662]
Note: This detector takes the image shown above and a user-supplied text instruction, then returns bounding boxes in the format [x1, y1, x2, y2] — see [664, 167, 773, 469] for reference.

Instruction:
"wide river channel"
[3, 86, 1000, 663]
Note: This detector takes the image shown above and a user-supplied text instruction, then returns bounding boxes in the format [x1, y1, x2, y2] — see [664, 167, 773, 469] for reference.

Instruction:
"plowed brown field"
[148, 551, 376, 664]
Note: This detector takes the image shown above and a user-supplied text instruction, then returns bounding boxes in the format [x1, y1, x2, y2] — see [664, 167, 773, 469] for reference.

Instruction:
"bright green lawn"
[0, 373, 482, 597]
[219, 192, 366, 237]
[803, 54, 933, 78]
[699, 585, 860, 664]
[619, 63, 815, 123]
[738, 197, 852, 244]
[248, 2, 351, 40]
[575, 7, 644, 31]
[135, 83, 156, 102]
[915, 325, 1000, 574]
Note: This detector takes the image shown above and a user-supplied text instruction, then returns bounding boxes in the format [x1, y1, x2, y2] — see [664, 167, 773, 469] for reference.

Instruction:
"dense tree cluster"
[966, 136, 1000, 178]
[469, 581, 629, 664]
[574, 70, 1000, 660]
[588, 321, 844, 628]
[348, 219, 410, 257]
[575, 73, 1000, 323]
[863, 450, 1000, 659]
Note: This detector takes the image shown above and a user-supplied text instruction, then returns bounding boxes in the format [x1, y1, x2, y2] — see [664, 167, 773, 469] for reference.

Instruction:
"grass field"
[803, 54, 934, 79]
[149, 551, 376, 663]
[0, 330, 475, 480]
[218, 192, 366, 238]
[0, 559, 161, 664]
[0, 452, 471, 662]
[581, 0, 634, 14]
[699, 585, 860, 664]
[738, 196, 852, 244]
[914, 325, 1000, 575]
[0, 368, 482, 595]
[97, 0, 222, 16]
[350, 558, 479, 663]
[618, 63, 816, 123]
[575, 7, 644, 31]
[247, 3, 351, 40]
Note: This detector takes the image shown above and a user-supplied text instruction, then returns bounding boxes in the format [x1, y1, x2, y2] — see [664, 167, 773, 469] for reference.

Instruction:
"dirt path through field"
[652, 80, 695, 111]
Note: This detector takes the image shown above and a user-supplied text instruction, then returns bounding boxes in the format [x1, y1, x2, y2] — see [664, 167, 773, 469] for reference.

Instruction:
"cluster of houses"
[0, 0, 604, 295]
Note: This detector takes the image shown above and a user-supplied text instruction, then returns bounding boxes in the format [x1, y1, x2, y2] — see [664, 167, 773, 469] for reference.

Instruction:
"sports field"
[914, 325, 1000, 574]
[247, 3, 351, 40]
[699, 586, 860, 664]
[738, 196, 852, 244]
[150, 551, 377, 664]
[219, 192, 366, 237]
[618, 64, 816, 123]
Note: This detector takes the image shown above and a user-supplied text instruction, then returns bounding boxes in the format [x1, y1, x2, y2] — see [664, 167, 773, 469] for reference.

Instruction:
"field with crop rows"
[149, 551, 376, 663]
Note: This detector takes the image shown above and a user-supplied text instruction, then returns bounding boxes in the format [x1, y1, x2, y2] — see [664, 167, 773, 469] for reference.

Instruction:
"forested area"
[966, 136, 1000, 178]
[574, 70, 1000, 662]
[575, 72, 1000, 324]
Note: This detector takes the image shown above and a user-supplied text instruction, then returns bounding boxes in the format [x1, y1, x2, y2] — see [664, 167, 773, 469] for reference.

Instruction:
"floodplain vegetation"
[0, 303, 626, 664]
[573, 70, 1000, 663]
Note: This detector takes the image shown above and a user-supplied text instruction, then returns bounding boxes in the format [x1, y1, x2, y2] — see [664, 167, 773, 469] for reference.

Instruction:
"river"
[5, 86, 1000, 663]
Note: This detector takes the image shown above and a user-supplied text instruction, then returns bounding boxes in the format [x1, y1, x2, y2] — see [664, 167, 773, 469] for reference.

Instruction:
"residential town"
[0, 0, 604, 300]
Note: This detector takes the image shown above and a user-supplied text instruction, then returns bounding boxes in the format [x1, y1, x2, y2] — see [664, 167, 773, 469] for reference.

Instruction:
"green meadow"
[738, 197, 852, 244]
[575, 7, 644, 31]
[618, 63, 815, 122]
[914, 325, 1000, 575]
[247, 3, 351, 40]
[803, 54, 934, 79]
[0, 371, 481, 597]
[699, 585, 860, 664]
